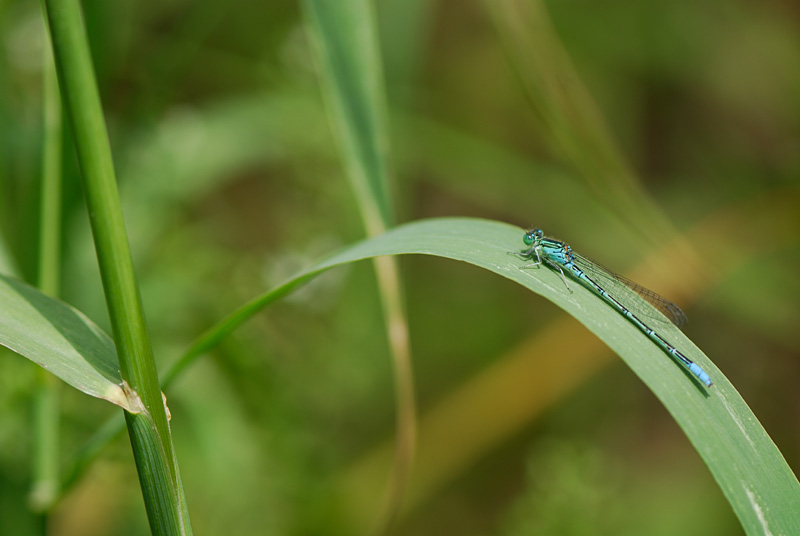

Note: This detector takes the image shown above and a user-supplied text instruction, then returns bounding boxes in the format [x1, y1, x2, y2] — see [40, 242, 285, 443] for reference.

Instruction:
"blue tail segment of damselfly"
[510, 228, 713, 388]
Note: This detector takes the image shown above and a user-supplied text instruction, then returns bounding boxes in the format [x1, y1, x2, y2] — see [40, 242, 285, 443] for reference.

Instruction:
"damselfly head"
[523, 229, 544, 246]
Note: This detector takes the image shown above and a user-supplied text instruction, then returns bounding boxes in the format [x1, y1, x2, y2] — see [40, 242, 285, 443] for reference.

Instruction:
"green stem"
[41, 0, 191, 533]
[302, 3, 416, 531]
[30, 12, 63, 517]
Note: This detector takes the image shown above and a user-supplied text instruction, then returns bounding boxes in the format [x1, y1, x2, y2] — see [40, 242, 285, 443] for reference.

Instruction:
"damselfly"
[510, 229, 712, 388]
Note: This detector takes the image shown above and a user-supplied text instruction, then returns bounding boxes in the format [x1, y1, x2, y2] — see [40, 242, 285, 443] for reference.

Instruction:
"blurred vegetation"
[1, 0, 798, 534]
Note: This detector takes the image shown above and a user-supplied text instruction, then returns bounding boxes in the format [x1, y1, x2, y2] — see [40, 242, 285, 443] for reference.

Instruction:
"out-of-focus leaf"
[303, 0, 393, 232]
[0, 235, 20, 277]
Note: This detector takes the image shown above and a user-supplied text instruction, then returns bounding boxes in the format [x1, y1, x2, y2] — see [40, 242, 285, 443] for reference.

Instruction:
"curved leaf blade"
[0, 274, 132, 411]
[183, 216, 798, 536]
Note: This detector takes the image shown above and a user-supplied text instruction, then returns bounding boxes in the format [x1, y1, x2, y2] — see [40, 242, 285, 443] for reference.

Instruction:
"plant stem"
[30, 13, 63, 517]
[41, 0, 192, 533]
[302, 2, 415, 531]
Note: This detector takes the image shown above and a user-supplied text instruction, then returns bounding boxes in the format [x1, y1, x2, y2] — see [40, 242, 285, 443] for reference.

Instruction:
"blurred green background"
[1, 0, 798, 534]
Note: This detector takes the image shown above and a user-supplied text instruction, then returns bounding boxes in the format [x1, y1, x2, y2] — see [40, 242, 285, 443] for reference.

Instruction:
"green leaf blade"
[261, 217, 800, 535]
[0, 274, 131, 411]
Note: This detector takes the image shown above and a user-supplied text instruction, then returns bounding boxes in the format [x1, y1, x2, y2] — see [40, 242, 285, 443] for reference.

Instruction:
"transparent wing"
[572, 252, 687, 328]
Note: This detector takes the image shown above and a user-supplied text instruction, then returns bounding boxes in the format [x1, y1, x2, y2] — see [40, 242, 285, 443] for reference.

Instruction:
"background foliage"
[1, 0, 798, 534]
